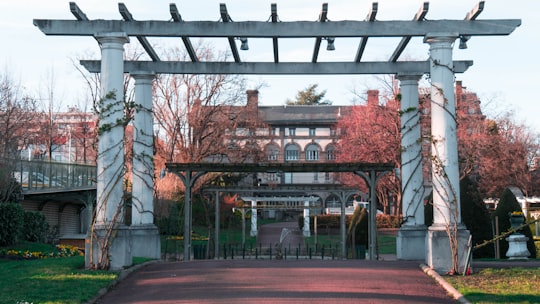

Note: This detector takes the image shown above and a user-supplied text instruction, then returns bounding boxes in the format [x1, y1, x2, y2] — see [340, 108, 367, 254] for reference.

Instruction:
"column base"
[397, 225, 427, 260]
[425, 225, 470, 274]
[131, 224, 161, 259]
[506, 234, 530, 260]
[85, 224, 132, 270]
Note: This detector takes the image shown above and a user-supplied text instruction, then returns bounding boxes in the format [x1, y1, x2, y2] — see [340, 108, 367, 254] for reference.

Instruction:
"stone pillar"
[396, 74, 427, 260]
[130, 71, 160, 259]
[250, 200, 257, 237]
[424, 33, 470, 273]
[303, 200, 311, 237]
[86, 32, 132, 270]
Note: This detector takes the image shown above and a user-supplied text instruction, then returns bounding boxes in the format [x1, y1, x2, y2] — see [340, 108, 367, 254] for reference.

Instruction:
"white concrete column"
[396, 74, 427, 260]
[95, 32, 129, 225]
[424, 33, 461, 227]
[398, 74, 425, 227]
[128, 71, 160, 260]
[424, 33, 470, 274]
[303, 200, 311, 237]
[130, 71, 155, 225]
[86, 32, 131, 270]
[250, 200, 257, 237]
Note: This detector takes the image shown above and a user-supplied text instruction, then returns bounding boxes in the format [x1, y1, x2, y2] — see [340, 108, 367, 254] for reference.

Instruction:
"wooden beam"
[118, 3, 160, 62]
[271, 3, 279, 63]
[33, 19, 521, 38]
[389, 2, 429, 62]
[460, 1, 485, 47]
[80, 60, 473, 75]
[170, 3, 198, 62]
[355, 2, 378, 63]
[69, 2, 88, 21]
[220, 3, 241, 63]
[312, 3, 328, 63]
[465, 1, 485, 20]
[166, 162, 395, 174]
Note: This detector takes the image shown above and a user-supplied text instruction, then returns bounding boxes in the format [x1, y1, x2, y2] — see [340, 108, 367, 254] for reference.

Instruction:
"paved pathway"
[94, 221, 457, 303]
[96, 259, 455, 303]
[257, 221, 304, 249]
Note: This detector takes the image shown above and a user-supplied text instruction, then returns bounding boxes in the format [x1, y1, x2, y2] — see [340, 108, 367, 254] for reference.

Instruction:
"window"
[305, 144, 319, 161]
[266, 144, 279, 161]
[330, 128, 337, 136]
[265, 172, 279, 182]
[288, 128, 296, 136]
[309, 128, 316, 136]
[285, 144, 299, 161]
[326, 145, 336, 160]
[227, 139, 238, 149]
[284, 172, 292, 184]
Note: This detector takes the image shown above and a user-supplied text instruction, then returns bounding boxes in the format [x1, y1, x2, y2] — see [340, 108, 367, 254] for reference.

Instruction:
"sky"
[1, 0, 539, 131]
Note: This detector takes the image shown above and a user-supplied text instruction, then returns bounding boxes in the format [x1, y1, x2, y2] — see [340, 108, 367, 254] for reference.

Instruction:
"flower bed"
[0, 244, 83, 260]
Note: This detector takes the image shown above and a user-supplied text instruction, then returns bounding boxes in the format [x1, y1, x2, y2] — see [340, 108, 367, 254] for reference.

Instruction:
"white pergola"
[34, 1, 520, 272]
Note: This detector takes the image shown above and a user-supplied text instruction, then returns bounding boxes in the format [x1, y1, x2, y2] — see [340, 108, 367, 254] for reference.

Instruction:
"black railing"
[163, 239, 366, 261]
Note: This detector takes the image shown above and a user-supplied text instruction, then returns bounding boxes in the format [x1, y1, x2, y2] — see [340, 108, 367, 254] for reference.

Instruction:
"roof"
[259, 105, 350, 126]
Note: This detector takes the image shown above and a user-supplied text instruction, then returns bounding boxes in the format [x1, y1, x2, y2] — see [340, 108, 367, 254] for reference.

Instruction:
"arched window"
[285, 144, 299, 161]
[305, 144, 319, 161]
[325, 194, 341, 208]
[326, 144, 336, 160]
[265, 144, 279, 161]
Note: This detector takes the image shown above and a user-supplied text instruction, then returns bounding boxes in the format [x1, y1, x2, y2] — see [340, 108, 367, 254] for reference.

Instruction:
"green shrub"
[0, 173, 22, 204]
[299, 214, 341, 230]
[376, 214, 401, 228]
[460, 177, 494, 258]
[0, 203, 25, 246]
[23, 211, 49, 242]
[347, 207, 368, 247]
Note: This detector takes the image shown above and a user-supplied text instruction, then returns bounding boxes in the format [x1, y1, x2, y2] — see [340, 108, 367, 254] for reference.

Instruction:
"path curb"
[420, 263, 470, 304]
[85, 259, 161, 304]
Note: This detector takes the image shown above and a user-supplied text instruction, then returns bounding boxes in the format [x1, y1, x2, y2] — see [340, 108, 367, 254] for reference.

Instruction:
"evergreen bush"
[0, 203, 25, 246]
[347, 207, 368, 247]
[460, 177, 494, 258]
[23, 211, 49, 242]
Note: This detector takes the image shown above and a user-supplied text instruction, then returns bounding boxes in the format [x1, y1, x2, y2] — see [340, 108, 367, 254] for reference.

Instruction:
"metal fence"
[163, 239, 366, 261]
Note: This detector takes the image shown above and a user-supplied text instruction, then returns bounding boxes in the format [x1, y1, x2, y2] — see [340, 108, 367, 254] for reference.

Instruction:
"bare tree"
[337, 78, 402, 215]
[153, 44, 259, 166]
[0, 69, 39, 159]
[37, 68, 64, 161]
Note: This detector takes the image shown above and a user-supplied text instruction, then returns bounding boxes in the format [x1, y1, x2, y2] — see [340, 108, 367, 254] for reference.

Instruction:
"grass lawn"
[0, 242, 154, 304]
[445, 267, 540, 304]
[0, 256, 117, 304]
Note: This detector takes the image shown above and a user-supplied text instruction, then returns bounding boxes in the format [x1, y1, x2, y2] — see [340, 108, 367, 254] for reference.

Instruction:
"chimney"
[367, 90, 379, 106]
[455, 80, 463, 97]
[246, 90, 259, 108]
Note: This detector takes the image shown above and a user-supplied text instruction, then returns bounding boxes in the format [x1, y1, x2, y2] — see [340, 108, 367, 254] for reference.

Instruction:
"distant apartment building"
[226, 81, 489, 215]
[20, 107, 97, 163]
